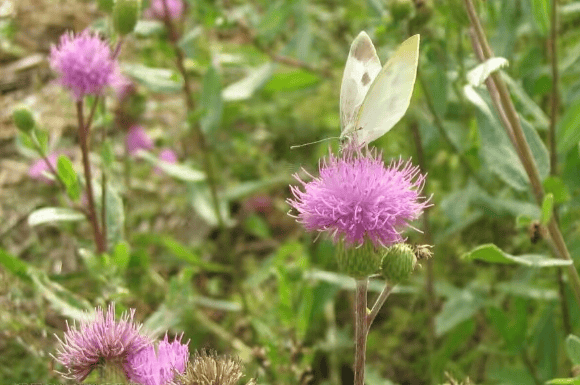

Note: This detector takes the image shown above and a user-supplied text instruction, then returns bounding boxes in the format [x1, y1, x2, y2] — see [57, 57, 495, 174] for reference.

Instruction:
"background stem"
[410, 121, 436, 384]
[463, 0, 580, 310]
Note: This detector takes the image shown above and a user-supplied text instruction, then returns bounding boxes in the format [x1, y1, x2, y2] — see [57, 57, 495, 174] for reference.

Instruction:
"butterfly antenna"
[290, 137, 339, 149]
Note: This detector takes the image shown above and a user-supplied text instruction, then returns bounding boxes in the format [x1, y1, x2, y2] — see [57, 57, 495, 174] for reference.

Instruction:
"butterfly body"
[340, 32, 420, 145]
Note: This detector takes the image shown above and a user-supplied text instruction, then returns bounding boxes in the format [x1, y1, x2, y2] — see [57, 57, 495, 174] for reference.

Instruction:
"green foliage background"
[2, 0, 580, 384]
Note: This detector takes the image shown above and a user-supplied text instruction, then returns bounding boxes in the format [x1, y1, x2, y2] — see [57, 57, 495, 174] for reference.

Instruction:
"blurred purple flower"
[145, 0, 184, 20]
[288, 141, 429, 248]
[28, 153, 60, 184]
[126, 125, 154, 155]
[50, 30, 117, 100]
[155, 148, 178, 174]
[111, 69, 136, 102]
[128, 334, 189, 385]
[53, 303, 151, 381]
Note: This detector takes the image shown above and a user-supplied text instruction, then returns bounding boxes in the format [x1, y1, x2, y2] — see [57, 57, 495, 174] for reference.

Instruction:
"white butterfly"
[340, 32, 420, 145]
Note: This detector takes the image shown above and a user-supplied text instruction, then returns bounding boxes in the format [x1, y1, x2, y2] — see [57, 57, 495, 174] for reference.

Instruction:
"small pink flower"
[145, 0, 184, 20]
[288, 141, 429, 248]
[155, 148, 178, 175]
[50, 30, 117, 100]
[111, 69, 135, 102]
[126, 125, 154, 155]
[28, 153, 60, 184]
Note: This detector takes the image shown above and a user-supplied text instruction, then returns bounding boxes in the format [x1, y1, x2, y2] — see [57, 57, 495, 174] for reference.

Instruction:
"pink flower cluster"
[54, 304, 189, 384]
[50, 30, 117, 100]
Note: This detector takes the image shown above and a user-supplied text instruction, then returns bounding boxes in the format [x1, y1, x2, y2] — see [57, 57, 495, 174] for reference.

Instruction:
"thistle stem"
[354, 279, 368, 385]
[77, 100, 106, 253]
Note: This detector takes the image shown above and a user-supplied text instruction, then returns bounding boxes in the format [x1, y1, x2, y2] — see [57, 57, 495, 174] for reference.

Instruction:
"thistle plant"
[289, 139, 430, 385]
[53, 303, 151, 382]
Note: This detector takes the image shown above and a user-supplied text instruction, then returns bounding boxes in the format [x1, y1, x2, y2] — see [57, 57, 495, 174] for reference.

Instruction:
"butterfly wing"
[340, 31, 382, 135]
[354, 34, 420, 145]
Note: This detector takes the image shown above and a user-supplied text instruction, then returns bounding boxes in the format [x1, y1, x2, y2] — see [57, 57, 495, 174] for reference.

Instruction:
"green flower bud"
[13, 106, 35, 133]
[113, 0, 141, 36]
[337, 240, 382, 279]
[98, 0, 115, 13]
[380, 243, 417, 283]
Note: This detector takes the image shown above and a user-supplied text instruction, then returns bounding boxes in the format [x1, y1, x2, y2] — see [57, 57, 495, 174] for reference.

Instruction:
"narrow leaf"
[28, 207, 85, 226]
[462, 244, 572, 267]
[467, 57, 509, 87]
[200, 66, 223, 134]
[57, 155, 81, 200]
[566, 335, 580, 366]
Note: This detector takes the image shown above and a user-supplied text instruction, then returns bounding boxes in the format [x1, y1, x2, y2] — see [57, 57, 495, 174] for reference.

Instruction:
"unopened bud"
[381, 243, 417, 283]
[113, 0, 141, 36]
[13, 106, 35, 133]
[337, 240, 381, 279]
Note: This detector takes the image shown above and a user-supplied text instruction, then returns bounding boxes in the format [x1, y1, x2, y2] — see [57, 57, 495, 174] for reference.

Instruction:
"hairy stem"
[463, 0, 580, 309]
[367, 283, 394, 328]
[354, 279, 368, 385]
[77, 100, 106, 253]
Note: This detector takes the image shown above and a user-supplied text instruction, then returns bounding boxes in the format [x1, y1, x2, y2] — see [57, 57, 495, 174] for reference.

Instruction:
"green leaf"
[543, 176, 571, 203]
[566, 335, 580, 366]
[93, 181, 125, 246]
[223, 176, 290, 201]
[222, 63, 274, 101]
[178, 26, 202, 58]
[57, 155, 81, 200]
[475, 110, 528, 190]
[244, 213, 271, 239]
[189, 182, 233, 228]
[123, 63, 182, 93]
[101, 139, 114, 169]
[138, 151, 206, 182]
[462, 244, 572, 267]
[546, 378, 580, 385]
[200, 66, 223, 134]
[112, 241, 130, 272]
[541, 193, 554, 225]
[32, 128, 49, 154]
[435, 289, 485, 336]
[257, 1, 292, 44]
[264, 69, 321, 92]
[557, 99, 580, 155]
[28, 207, 85, 226]
[134, 20, 164, 36]
[529, 0, 549, 36]
[0, 247, 30, 282]
[0, 248, 91, 321]
[467, 57, 509, 87]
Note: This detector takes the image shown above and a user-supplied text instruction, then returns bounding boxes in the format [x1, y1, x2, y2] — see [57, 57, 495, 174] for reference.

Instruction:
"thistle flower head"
[53, 303, 151, 381]
[50, 30, 117, 100]
[173, 350, 255, 385]
[288, 141, 428, 248]
[126, 125, 154, 155]
[146, 0, 184, 20]
[128, 333, 189, 385]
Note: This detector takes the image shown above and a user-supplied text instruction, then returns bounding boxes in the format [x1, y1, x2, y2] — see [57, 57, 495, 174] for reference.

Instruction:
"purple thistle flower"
[145, 0, 184, 20]
[288, 141, 429, 248]
[53, 303, 151, 381]
[126, 125, 154, 155]
[128, 334, 189, 385]
[50, 30, 117, 100]
[28, 152, 60, 184]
